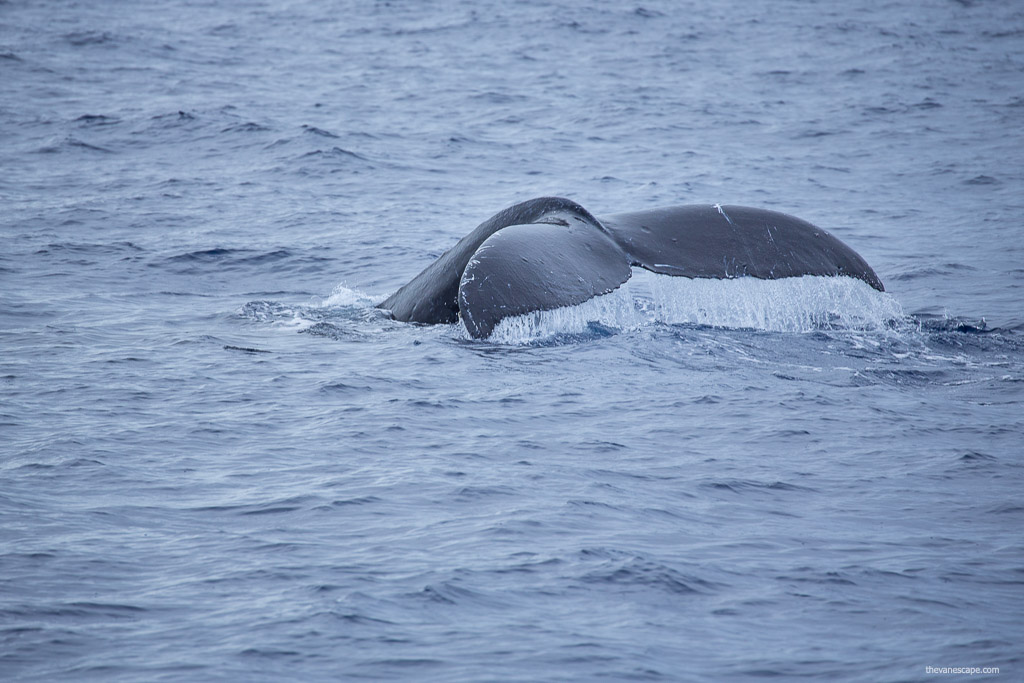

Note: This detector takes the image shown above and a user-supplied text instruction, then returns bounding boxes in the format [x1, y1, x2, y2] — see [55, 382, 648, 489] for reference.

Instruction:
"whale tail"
[379, 197, 884, 339]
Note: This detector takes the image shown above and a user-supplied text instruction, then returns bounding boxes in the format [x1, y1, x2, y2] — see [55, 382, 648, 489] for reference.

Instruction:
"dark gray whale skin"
[378, 197, 884, 339]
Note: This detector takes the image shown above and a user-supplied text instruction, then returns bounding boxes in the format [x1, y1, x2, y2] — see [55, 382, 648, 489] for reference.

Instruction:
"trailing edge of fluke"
[377, 197, 884, 339]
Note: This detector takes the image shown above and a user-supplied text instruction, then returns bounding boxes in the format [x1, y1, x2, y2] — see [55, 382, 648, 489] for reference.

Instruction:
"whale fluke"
[378, 197, 884, 339]
[378, 197, 600, 325]
[601, 204, 884, 289]
[458, 215, 632, 339]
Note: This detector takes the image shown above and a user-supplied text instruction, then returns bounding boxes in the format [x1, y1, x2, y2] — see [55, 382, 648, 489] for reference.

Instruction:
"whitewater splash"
[319, 283, 378, 309]
[240, 283, 382, 333]
[485, 270, 907, 344]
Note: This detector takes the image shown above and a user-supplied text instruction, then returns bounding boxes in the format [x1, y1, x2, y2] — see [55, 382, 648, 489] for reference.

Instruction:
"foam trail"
[241, 283, 382, 334]
[486, 270, 906, 344]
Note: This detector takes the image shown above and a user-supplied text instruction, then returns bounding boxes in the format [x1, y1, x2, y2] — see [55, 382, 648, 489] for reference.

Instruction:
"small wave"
[301, 125, 339, 138]
[37, 136, 113, 154]
[299, 147, 371, 162]
[223, 345, 270, 354]
[293, 147, 376, 178]
[166, 247, 243, 263]
[74, 114, 120, 127]
[577, 548, 719, 595]
[36, 241, 142, 255]
[700, 479, 818, 495]
[890, 262, 976, 281]
[148, 110, 197, 125]
[63, 30, 117, 46]
[164, 248, 335, 274]
[634, 7, 666, 18]
[485, 270, 906, 345]
[221, 122, 270, 133]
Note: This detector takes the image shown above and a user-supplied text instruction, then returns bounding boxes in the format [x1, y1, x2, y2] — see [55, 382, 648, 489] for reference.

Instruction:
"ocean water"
[2, 0, 1023, 680]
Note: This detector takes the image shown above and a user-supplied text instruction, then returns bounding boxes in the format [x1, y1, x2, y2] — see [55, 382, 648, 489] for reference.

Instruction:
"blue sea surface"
[2, 0, 1023, 680]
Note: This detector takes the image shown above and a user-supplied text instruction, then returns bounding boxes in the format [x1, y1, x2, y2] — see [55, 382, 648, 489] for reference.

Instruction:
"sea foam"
[485, 270, 906, 344]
